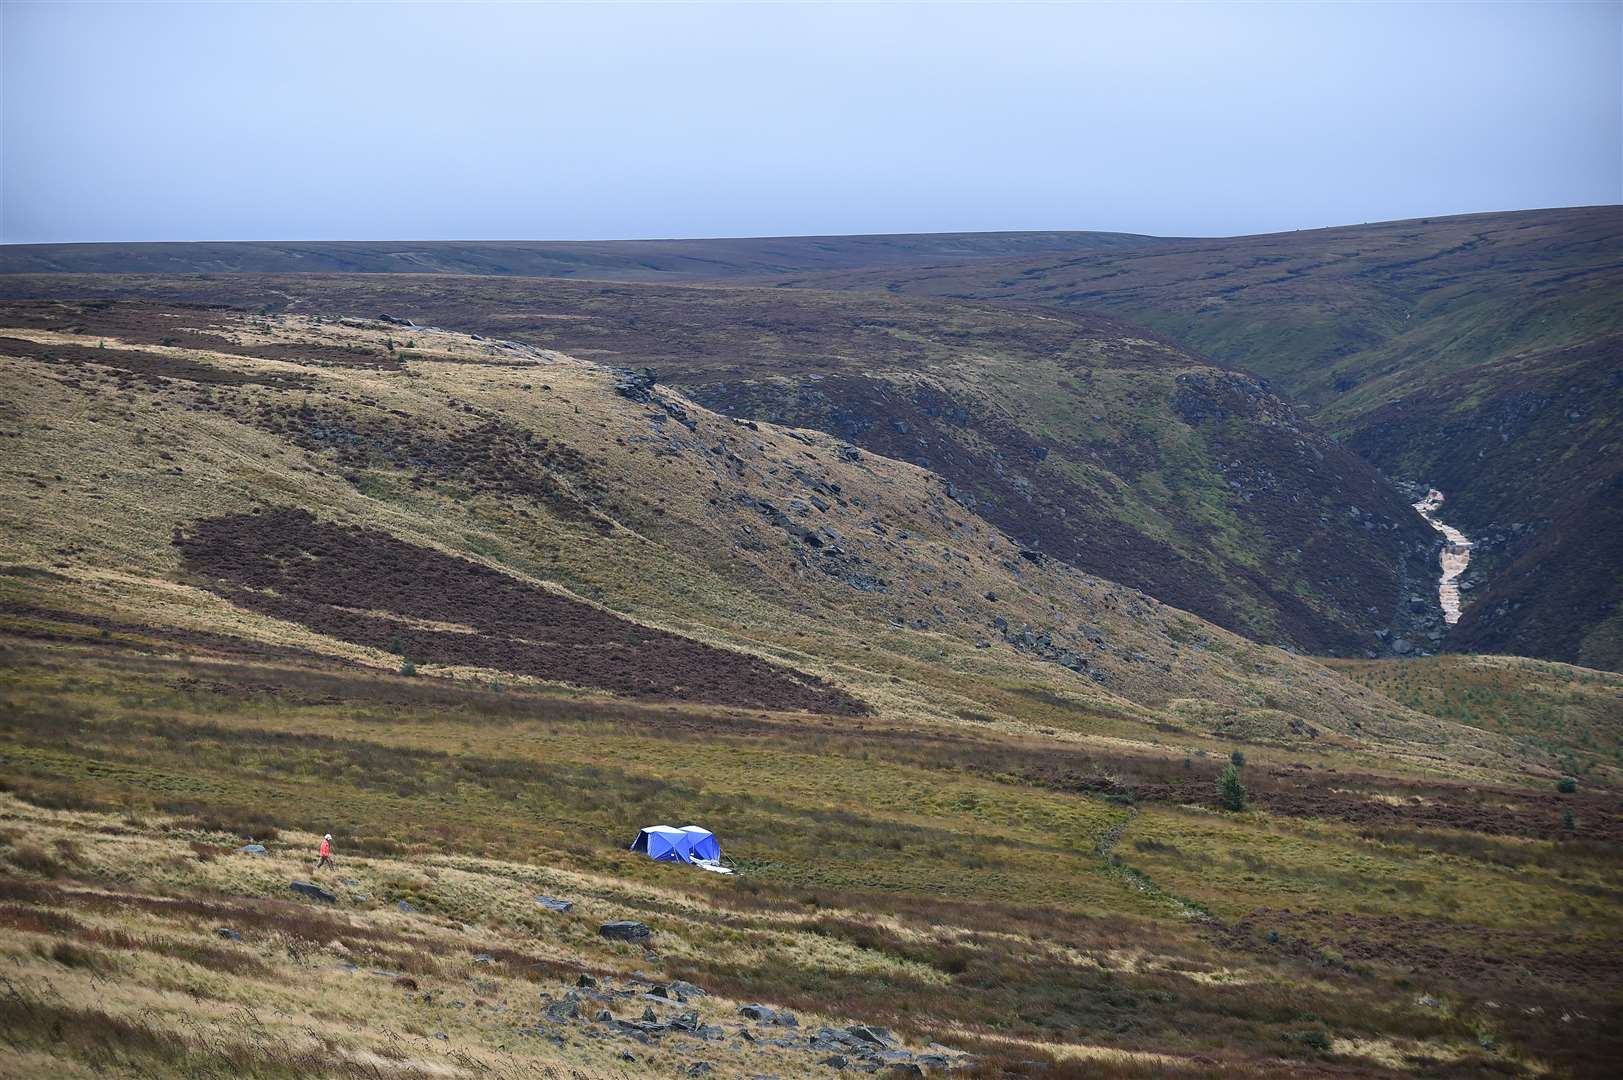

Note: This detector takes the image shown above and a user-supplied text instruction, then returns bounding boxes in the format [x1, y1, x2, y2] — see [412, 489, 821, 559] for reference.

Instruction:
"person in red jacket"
[318, 833, 334, 869]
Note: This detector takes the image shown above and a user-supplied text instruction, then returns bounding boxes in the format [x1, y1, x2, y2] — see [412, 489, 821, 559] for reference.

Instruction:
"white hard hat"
[324, 834, 332, 840]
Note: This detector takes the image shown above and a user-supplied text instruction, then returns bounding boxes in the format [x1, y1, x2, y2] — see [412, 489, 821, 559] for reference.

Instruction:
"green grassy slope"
[1324, 654, 1623, 786]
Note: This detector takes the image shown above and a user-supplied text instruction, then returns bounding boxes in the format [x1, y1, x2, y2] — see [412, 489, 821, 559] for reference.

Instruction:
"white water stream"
[1412, 488, 1473, 625]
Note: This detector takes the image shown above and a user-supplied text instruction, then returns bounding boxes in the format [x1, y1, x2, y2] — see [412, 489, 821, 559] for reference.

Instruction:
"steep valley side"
[0, 279, 1445, 659]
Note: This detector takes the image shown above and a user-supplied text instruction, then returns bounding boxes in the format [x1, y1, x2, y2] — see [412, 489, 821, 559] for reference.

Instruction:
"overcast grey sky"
[3, 1, 1619, 243]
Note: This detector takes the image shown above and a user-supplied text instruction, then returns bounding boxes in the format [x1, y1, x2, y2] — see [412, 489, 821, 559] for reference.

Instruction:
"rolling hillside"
[782, 207, 1620, 406]
[780, 207, 1623, 668]
[0, 279, 1445, 659]
[2, 298, 1619, 1078]
[7, 208, 1615, 667]
[0, 229, 1164, 280]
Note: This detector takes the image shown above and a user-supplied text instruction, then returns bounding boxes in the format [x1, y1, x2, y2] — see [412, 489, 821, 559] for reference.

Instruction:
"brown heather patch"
[174, 506, 866, 714]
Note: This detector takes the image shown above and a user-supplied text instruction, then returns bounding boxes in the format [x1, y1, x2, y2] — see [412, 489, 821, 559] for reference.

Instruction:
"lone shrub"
[399, 660, 417, 677]
[1218, 762, 1248, 811]
[1556, 776, 1577, 794]
[1282, 1025, 1333, 1054]
[1230, 750, 1247, 768]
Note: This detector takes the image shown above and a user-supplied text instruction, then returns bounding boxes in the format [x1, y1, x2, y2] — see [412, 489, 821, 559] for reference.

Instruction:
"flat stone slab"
[599, 920, 651, 944]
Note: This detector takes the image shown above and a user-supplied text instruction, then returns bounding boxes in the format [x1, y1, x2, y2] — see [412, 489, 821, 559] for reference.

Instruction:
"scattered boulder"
[544, 999, 579, 1023]
[237, 843, 267, 855]
[397, 900, 420, 914]
[535, 895, 574, 913]
[739, 1004, 776, 1022]
[576, 973, 599, 988]
[599, 921, 652, 944]
[669, 979, 706, 999]
[847, 1025, 895, 1047]
[289, 880, 337, 903]
[215, 928, 242, 941]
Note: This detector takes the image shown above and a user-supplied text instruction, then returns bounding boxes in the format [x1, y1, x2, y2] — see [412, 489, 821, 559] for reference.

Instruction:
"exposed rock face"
[613, 368, 657, 402]
[692, 364, 1435, 658]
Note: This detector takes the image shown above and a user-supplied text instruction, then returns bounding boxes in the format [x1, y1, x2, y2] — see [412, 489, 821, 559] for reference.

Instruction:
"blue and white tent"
[630, 824, 721, 865]
[680, 825, 721, 862]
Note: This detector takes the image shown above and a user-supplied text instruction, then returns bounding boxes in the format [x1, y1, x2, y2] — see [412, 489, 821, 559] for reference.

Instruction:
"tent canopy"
[630, 824, 721, 864]
[681, 825, 721, 862]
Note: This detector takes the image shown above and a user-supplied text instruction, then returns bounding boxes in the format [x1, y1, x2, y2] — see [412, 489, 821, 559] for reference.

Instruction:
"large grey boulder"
[289, 880, 336, 903]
